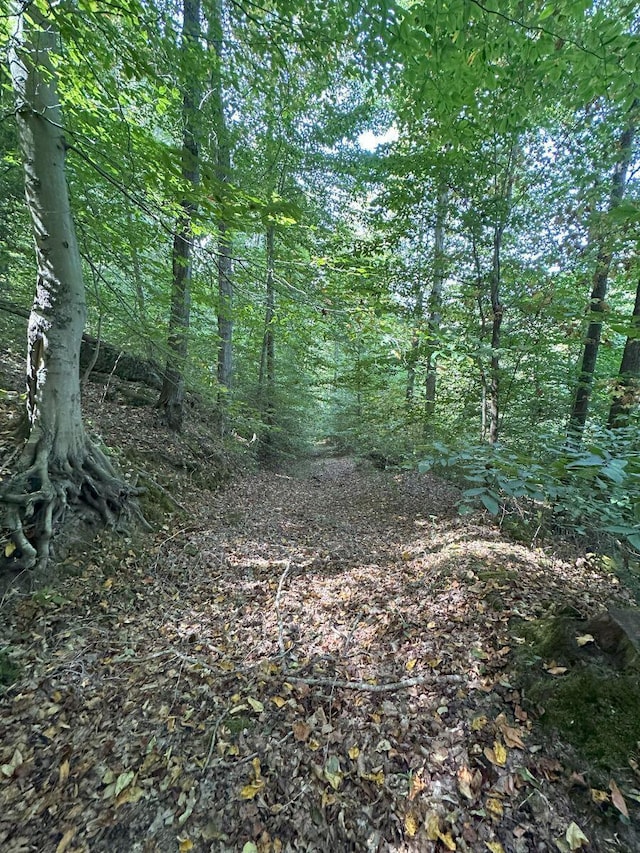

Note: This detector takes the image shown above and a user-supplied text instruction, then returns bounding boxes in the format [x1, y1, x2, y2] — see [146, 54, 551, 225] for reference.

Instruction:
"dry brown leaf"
[58, 759, 70, 785]
[609, 779, 629, 818]
[457, 766, 475, 800]
[292, 721, 311, 742]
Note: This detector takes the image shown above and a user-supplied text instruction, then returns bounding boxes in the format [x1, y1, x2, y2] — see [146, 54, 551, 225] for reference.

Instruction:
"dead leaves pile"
[0, 454, 638, 852]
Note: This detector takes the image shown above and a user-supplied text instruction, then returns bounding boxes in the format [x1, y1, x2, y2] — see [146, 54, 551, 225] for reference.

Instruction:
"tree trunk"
[487, 223, 503, 445]
[157, 0, 201, 431]
[608, 276, 640, 429]
[2, 5, 133, 572]
[568, 118, 636, 440]
[424, 186, 449, 424]
[207, 0, 233, 404]
[405, 283, 422, 406]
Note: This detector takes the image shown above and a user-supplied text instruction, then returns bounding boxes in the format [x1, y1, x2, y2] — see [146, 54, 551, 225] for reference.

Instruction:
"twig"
[274, 559, 292, 658]
[202, 704, 230, 774]
[284, 674, 463, 692]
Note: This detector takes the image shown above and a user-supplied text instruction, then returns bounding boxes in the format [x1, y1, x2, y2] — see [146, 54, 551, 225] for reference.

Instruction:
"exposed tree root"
[1, 433, 145, 574]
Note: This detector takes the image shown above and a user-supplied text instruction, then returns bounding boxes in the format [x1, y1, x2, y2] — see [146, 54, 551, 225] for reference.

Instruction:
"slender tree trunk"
[568, 118, 636, 440]
[157, 0, 201, 431]
[608, 276, 640, 429]
[2, 5, 133, 571]
[206, 0, 233, 403]
[424, 186, 449, 423]
[487, 224, 503, 445]
[405, 283, 422, 406]
[258, 224, 277, 460]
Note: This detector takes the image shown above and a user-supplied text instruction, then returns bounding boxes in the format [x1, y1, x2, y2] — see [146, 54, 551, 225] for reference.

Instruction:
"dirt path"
[0, 457, 636, 852]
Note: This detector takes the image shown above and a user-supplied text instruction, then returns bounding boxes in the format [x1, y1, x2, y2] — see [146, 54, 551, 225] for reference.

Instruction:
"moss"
[528, 670, 640, 770]
[225, 715, 254, 736]
[0, 650, 19, 688]
[513, 614, 640, 771]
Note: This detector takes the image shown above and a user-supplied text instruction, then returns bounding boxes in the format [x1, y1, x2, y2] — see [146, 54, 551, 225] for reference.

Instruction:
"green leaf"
[480, 493, 500, 515]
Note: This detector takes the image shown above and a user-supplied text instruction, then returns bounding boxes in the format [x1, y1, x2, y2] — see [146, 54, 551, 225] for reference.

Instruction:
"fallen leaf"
[404, 812, 418, 837]
[114, 770, 135, 797]
[348, 745, 360, 759]
[486, 797, 503, 819]
[406, 658, 417, 671]
[271, 696, 286, 708]
[590, 788, 609, 804]
[575, 633, 594, 646]
[471, 715, 488, 731]
[545, 665, 568, 676]
[426, 813, 440, 841]
[565, 822, 589, 850]
[240, 779, 265, 799]
[485, 843, 505, 853]
[292, 721, 311, 742]
[178, 839, 194, 853]
[55, 828, 77, 853]
[5, 540, 16, 558]
[609, 779, 629, 818]
[457, 766, 475, 800]
[321, 790, 337, 807]
[1, 749, 23, 778]
[484, 741, 507, 767]
[247, 697, 264, 713]
[115, 786, 144, 807]
[58, 759, 70, 785]
[438, 831, 456, 851]
[324, 756, 342, 790]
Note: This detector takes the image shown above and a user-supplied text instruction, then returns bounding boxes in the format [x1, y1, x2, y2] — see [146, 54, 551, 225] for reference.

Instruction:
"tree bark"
[3, 5, 133, 572]
[157, 0, 201, 431]
[608, 276, 640, 429]
[206, 0, 233, 404]
[568, 117, 636, 440]
[424, 186, 449, 424]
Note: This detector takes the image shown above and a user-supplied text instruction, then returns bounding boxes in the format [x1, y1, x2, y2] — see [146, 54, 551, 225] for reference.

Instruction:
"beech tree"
[1, 4, 134, 572]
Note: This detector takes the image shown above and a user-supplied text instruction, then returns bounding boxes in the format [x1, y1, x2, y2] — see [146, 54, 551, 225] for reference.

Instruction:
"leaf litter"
[0, 403, 639, 852]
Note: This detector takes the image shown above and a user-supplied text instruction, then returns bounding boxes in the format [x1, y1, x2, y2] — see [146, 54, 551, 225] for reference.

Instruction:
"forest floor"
[1, 381, 639, 853]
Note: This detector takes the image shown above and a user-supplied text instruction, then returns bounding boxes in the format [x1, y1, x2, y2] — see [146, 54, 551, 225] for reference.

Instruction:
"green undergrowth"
[0, 649, 19, 689]
[513, 615, 640, 772]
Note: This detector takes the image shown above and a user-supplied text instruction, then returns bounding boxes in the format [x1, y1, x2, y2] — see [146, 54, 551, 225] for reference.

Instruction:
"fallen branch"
[274, 559, 292, 658]
[284, 673, 463, 692]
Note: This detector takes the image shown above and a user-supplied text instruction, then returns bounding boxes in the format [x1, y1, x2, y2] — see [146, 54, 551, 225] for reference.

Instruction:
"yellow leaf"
[271, 696, 286, 708]
[58, 759, 70, 785]
[405, 658, 417, 671]
[426, 812, 440, 841]
[565, 821, 589, 850]
[348, 745, 360, 759]
[590, 788, 609, 804]
[490, 741, 507, 766]
[308, 738, 321, 751]
[438, 831, 456, 851]
[321, 790, 337, 807]
[362, 769, 384, 785]
[486, 797, 503, 818]
[247, 697, 264, 713]
[240, 779, 265, 799]
[251, 757, 262, 780]
[576, 634, 595, 647]
[103, 577, 113, 589]
[472, 715, 488, 731]
[55, 828, 77, 853]
[178, 839, 194, 853]
[485, 843, 505, 853]
[4, 540, 16, 558]
[404, 812, 418, 837]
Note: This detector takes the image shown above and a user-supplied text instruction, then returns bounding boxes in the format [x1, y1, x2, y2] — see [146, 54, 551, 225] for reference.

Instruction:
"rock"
[587, 607, 640, 668]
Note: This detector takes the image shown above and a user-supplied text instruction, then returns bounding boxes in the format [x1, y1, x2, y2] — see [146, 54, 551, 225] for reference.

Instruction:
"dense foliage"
[1, 0, 638, 554]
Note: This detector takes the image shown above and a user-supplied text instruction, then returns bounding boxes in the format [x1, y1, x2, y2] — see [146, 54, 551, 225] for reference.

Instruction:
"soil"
[0, 384, 639, 852]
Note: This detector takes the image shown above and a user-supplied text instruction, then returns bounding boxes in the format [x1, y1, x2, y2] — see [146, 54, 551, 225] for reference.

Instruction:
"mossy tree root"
[1, 434, 142, 572]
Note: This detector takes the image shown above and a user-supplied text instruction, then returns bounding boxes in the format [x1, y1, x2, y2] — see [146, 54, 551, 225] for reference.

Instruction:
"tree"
[567, 111, 637, 440]
[2, 4, 134, 572]
[157, 0, 202, 431]
[608, 274, 640, 429]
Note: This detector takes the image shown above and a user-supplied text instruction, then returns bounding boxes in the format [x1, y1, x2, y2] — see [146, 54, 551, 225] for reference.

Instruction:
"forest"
[0, 0, 639, 851]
